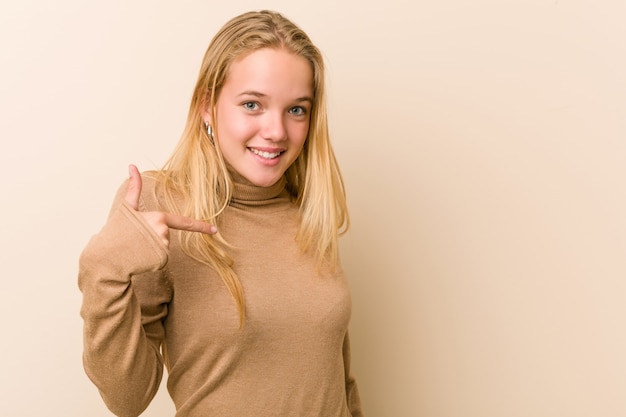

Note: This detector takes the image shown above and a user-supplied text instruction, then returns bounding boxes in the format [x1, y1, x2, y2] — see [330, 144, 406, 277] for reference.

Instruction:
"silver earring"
[205, 122, 214, 142]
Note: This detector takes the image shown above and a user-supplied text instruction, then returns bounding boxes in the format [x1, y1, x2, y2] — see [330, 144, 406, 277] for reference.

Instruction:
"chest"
[163, 205, 351, 355]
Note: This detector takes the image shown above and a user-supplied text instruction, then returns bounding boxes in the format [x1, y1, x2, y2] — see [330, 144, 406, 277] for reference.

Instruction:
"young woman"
[79, 10, 364, 417]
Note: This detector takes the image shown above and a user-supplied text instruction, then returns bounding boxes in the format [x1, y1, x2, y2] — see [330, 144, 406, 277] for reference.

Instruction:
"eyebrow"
[237, 90, 313, 103]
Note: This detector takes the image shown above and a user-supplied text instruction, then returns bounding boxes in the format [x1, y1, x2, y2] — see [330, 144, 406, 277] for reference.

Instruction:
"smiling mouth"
[249, 148, 284, 159]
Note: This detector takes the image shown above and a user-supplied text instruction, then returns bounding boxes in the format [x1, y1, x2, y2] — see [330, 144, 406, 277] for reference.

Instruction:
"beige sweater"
[78, 171, 363, 417]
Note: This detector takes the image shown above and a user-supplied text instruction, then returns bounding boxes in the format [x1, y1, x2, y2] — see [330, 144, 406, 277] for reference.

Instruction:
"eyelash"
[242, 101, 308, 116]
[243, 101, 260, 111]
[289, 106, 307, 116]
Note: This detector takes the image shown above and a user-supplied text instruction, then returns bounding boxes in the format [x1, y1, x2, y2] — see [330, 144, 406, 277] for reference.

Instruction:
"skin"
[125, 164, 217, 246]
[126, 48, 313, 246]
[204, 47, 314, 187]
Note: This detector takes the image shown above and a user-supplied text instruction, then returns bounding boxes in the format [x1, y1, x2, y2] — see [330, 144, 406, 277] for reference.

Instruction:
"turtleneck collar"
[228, 165, 289, 207]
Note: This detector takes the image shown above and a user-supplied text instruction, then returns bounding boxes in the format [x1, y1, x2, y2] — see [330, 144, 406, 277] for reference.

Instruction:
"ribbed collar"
[228, 167, 289, 207]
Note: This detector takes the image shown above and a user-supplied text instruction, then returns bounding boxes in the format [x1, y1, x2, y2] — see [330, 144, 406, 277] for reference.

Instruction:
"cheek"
[289, 122, 310, 147]
[218, 111, 257, 142]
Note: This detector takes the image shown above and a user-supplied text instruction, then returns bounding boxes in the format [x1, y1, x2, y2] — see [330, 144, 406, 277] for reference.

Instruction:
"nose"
[260, 111, 287, 142]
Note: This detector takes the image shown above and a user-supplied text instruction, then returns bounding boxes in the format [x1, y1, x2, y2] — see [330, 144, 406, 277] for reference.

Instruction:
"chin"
[244, 173, 282, 187]
[252, 178, 281, 187]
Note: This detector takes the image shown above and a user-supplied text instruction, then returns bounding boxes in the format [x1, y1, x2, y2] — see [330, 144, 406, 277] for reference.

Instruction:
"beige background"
[1, 0, 625, 416]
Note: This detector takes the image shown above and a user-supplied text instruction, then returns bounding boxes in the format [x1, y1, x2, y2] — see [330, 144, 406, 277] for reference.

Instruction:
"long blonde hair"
[158, 10, 349, 326]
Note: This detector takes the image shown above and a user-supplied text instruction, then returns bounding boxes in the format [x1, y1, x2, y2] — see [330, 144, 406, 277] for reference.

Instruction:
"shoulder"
[139, 170, 160, 192]
[138, 170, 166, 211]
[110, 169, 165, 212]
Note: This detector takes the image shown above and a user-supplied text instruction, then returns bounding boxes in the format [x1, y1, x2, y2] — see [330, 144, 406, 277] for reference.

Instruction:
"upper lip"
[248, 146, 285, 153]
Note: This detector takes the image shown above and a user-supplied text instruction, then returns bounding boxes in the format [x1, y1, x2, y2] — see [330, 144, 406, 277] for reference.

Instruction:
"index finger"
[163, 213, 218, 235]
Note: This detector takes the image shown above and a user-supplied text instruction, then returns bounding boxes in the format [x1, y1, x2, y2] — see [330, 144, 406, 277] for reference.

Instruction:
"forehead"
[222, 48, 314, 97]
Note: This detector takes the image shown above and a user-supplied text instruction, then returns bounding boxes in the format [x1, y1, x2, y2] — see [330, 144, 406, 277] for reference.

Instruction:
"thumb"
[125, 164, 142, 210]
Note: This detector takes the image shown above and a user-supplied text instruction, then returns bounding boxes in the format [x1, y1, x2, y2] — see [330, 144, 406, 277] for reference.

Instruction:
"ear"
[201, 92, 213, 126]
[201, 106, 212, 126]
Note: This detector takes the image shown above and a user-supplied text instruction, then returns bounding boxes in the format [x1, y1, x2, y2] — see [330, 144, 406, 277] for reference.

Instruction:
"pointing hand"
[125, 164, 217, 246]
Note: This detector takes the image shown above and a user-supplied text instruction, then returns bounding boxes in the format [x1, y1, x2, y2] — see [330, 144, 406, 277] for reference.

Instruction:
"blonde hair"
[158, 10, 349, 326]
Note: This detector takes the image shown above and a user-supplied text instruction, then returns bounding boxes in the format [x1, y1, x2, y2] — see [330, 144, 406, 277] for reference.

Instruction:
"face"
[204, 48, 314, 187]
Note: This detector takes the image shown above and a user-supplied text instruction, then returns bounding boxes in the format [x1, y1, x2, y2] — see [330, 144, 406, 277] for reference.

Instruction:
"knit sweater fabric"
[78, 171, 363, 417]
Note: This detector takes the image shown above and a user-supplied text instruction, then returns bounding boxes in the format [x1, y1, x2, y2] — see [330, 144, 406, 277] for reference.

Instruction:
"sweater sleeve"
[78, 181, 171, 417]
[343, 331, 365, 417]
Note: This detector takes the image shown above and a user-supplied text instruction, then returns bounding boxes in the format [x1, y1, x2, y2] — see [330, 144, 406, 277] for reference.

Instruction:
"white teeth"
[250, 148, 281, 159]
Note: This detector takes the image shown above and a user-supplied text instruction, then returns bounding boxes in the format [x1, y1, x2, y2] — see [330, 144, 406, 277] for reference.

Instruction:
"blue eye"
[289, 106, 306, 116]
[243, 101, 260, 110]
